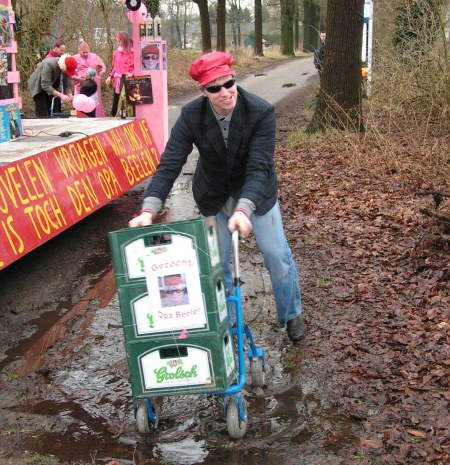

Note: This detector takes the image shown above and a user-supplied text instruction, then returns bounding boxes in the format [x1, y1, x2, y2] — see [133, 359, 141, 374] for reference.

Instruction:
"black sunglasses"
[204, 78, 236, 94]
[166, 289, 185, 294]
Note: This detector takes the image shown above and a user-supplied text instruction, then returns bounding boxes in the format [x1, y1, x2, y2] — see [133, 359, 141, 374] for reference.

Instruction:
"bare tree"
[254, 0, 264, 56]
[303, 0, 321, 52]
[307, 0, 365, 132]
[294, 0, 300, 51]
[280, 0, 295, 55]
[193, 0, 212, 52]
[228, 0, 244, 48]
[217, 0, 226, 51]
[98, 0, 115, 70]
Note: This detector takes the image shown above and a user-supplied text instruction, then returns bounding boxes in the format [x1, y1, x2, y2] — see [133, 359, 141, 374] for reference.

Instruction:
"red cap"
[164, 275, 185, 290]
[142, 45, 159, 56]
[189, 51, 234, 86]
[64, 56, 77, 76]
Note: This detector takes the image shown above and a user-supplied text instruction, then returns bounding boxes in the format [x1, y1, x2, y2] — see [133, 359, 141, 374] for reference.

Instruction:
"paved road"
[168, 56, 316, 128]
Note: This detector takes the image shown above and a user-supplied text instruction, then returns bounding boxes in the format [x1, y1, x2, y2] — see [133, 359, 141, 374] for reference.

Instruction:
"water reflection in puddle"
[155, 438, 208, 464]
[21, 370, 361, 465]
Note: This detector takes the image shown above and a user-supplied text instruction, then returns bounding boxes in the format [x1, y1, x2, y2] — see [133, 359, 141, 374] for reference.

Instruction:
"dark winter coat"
[143, 86, 278, 217]
[314, 42, 325, 75]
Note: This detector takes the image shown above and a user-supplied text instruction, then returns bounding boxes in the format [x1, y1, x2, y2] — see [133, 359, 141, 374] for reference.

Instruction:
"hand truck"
[133, 230, 266, 439]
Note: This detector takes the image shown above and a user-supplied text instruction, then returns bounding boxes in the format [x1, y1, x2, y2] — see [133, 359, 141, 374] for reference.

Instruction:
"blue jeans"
[216, 202, 302, 327]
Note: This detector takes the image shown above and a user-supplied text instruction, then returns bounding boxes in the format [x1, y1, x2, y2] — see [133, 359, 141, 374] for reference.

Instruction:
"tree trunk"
[307, 0, 365, 133]
[193, 0, 212, 53]
[280, 0, 295, 56]
[254, 0, 264, 56]
[303, 0, 321, 52]
[216, 0, 226, 51]
[98, 0, 114, 68]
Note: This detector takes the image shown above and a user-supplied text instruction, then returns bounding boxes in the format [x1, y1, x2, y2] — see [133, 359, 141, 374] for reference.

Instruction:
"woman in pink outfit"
[73, 41, 106, 117]
[105, 31, 134, 117]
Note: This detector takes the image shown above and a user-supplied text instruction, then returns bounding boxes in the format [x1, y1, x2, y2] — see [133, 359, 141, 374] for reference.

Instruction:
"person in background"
[28, 53, 76, 118]
[45, 39, 67, 113]
[141, 44, 160, 71]
[314, 31, 326, 78]
[45, 39, 66, 58]
[128, 51, 307, 345]
[105, 31, 134, 117]
[73, 41, 106, 117]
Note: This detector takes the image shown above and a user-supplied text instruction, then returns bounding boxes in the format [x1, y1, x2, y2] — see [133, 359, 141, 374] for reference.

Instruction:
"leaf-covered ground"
[274, 86, 449, 464]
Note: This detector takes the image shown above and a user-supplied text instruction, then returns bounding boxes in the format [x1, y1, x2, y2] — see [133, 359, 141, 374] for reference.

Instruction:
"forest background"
[12, 0, 448, 195]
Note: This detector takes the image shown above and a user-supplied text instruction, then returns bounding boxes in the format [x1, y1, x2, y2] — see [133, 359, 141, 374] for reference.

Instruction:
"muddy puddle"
[4, 263, 363, 465]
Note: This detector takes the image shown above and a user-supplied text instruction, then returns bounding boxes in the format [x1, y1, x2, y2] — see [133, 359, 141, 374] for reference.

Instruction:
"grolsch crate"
[125, 327, 237, 397]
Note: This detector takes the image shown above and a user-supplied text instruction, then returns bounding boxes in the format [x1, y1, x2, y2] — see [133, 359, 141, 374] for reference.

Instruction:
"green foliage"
[147, 1, 161, 18]
[25, 454, 54, 465]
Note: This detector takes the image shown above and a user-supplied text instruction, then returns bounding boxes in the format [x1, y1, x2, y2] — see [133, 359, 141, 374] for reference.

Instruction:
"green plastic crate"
[125, 327, 237, 397]
[117, 269, 229, 341]
[108, 217, 222, 287]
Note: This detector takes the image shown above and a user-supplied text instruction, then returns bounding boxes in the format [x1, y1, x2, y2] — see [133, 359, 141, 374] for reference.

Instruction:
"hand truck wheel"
[226, 397, 247, 439]
[135, 398, 159, 433]
[250, 356, 265, 387]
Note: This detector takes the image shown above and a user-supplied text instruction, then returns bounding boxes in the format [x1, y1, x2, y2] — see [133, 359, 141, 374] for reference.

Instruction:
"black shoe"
[286, 316, 307, 344]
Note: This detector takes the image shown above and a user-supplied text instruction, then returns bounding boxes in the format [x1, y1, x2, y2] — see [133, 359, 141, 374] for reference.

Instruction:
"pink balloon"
[73, 94, 96, 113]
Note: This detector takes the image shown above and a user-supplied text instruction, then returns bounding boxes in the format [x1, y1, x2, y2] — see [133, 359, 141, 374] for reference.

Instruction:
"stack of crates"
[108, 217, 237, 398]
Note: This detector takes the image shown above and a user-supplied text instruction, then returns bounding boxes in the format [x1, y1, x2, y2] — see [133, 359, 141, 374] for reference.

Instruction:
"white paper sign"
[143, 243, 207, 332]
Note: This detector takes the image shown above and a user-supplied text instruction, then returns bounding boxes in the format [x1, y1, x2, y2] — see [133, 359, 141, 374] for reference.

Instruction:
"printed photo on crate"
[143, 246, 207, 332]
[0, 12, 12, 48]
[0, 49, 7, 86]
[160, 274, 190, 308]
[141, 43, 160, 71]
[162, 42, 167, 70]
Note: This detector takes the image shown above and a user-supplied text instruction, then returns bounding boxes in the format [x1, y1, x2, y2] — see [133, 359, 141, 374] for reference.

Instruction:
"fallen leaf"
[359, 438, 383, 449]
[406, 429, 427, 439]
